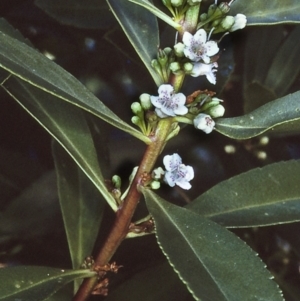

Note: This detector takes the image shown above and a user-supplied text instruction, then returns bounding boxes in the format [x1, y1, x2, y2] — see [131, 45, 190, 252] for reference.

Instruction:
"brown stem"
[72, 118, 173, 301]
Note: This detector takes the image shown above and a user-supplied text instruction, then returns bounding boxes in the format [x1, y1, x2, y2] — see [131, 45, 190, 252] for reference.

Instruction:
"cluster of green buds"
[131, 93, 158, 136]
[151, 47, 176, 83]
[187, 90, 225, 118]
[197, 1, 247, 34]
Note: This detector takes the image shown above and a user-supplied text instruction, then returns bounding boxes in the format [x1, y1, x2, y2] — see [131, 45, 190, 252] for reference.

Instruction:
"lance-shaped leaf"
[0, 266, 96, 301]
[187, 160, 300, 228]
[231, 0, 300, 25]
[53, 142, 105, 274]
[35, 0, 115, 29]
[2, 76, 117, 211]
[107, 0, 162, 87]
[143, 189, 284, 301]
[215, 90, 300, 139]
[0, 28, 149, 143]
[129, 0, 181, 30]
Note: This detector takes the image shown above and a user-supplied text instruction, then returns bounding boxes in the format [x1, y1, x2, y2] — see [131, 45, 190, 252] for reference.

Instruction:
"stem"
[73, 118, 173, 301]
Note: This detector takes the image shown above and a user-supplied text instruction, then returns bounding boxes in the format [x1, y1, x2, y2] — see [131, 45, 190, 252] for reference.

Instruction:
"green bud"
[199, 13, 207, 22]
[220, 16, 235, 30]
[212, 18, 222, 28]
[151, 180, 161, 190]
[131, 102, 143, 115]
[151, 59, 162, 73]
[157, 49, 169, 67]
[207, 4, 217, 17]
[169, 62, 181, 73]
[139, 93, 152, 110]
[183, 62, 194, 73]
[162, 0, 172, 8]
[174, 42, 185, 57]
[112, 175, 122, 189]
[171, 0, 183, 7]
[163, 47, 173, 56]
[218, 2, 230, 14]
[206, 104, 225, 118]
[131, 116, 140, 125]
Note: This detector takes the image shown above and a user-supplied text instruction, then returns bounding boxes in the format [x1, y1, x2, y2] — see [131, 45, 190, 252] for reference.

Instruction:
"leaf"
[129, 0, 181, 30]
[143, 189, 284, 301]
[215, 90, 300, 139]
[0, 266, 95, 301]
[264, 26, 300, 97]
[105, 262, 190, 301]
[231, 0, 300, 25]
[107, 0, 162, 87]
[0, 27, 149, 143]
[53, 142, 105, 272]
[35, 0, 115, 29]
[187, 160, 300, 228]
[2, 76, 117, 211]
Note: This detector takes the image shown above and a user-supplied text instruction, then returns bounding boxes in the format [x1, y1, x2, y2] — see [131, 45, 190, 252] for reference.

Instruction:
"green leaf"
[53, 142, 105, 272]
[264, 26, 300, 97]
[187, 160, 300, 228]
[0, 27, 149, 143]
[143, 189, 284, 301]
[2, 77, 117, 211]
[215, 90, 300, 139]
[105, 262, 190, 301]
[129, 0, 181, 30]
[35, 0, 115, 29]
[0, 266, 95, 301]
[107, 0, 162, 87]
[231, 0, 300, 25]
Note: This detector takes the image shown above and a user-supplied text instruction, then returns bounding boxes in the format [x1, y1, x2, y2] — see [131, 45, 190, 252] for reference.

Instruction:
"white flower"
[230, 14, 247, 32]
[193, 113, 215, 134]
[190, 62, 218, 85]
[150, 84, 188, 117]
[152, 167, 165, 180]
[163, 153, 194, 190]
[182, 29, 219, 64]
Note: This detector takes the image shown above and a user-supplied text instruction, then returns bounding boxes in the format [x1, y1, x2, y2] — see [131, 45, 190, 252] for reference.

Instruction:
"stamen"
[207, 27, 215, 41]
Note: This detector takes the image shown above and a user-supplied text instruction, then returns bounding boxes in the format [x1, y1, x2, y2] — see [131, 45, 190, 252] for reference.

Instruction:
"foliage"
[0, 0, 300, 301]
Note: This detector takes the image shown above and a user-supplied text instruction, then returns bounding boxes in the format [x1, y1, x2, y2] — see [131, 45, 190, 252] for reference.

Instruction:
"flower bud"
[206, 104, 225, 118]
[218, 2, 230, 14]
[157, 49, 169, 67]
[131, 116, 140, 125]
[152, 167, 165, 180]
[151, 180, 161, 190]
[131, 102, 143, 115]
[183, 62, 194, 73]
[207, 4, 217, 17]
[193, 113, 215, 134]
[171, 0, 183, 7]
[220, 16, 235, 30]
[112, 175, 121, 189]
[199, 13, 207, 22]
[139, 93, 152, 110]
[230, 14, 247, 31]
[174, 42, 185, 57]
[169, 62, 182, 74]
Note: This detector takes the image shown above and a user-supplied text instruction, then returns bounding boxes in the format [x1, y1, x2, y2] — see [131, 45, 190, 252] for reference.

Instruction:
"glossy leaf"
[129, 0, 181, 30]
[53, 142, 105, 273]
[0, 28, 149, 143]
[107, 0, 162, 87]
[143, 189, 283, 301]
[215, 90, 300, 139]
[187, 160, 300, 228]
[35, 0, 115, 29]
[0, 266, 95, 301]
[1, 77, 117, 211]
[105, 262, 190, 301]
[231, 0, 300, 25]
